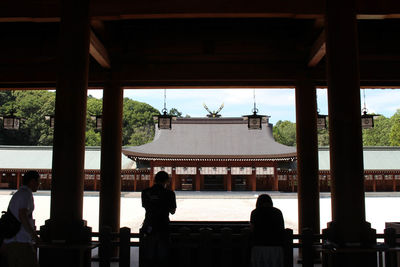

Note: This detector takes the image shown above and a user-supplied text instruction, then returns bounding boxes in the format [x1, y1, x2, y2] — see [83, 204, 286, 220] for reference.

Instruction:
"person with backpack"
[1, 170, 41, 267]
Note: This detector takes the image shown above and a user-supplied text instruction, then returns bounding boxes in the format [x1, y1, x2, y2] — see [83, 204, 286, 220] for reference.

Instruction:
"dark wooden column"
[226, 168, 232, 191]
[133, 173, 137, 191]
[99, 80, 123, 235]
[195, 167, 201, 191]
[273, 164, 279, 191]
[16, 172, 20, 189]
[93, 174, 98, 191]
[295, 77, 320, 237]
[149, 166, 154, 187]
[250, 168, 256, 191]
[171, 167, 177, 191]
[40, 0, 91, 266]
[43, 0, 90, 236]
[324, 0, 375, 257]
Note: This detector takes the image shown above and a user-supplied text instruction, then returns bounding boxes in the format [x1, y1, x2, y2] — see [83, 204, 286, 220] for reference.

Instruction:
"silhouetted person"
[141, 171, 176, 267]
[2, 170, 41, 267]
[250, 194, 285, 267]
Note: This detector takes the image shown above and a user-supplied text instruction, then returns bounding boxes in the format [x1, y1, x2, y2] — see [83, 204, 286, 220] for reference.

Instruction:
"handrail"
[89, 227, 400, 267]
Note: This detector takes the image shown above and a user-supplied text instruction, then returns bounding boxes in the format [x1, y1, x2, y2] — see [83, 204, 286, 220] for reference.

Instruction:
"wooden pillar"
[250, 168, 256, 191]
[295, 77, 320, 239]
[40, 0, 91, 266]
[99, 80, 123, 234]
[226, 168, 232, 191]
[195, 167, 201, 191]
[372, 175, 376, 192]
[149, 167, 154, 187]
[324, 0, 375, 254]
[392, 175, 396, 192]
[133, 173, 137, 192]
[171, 167, 177, 191]
[16, 172, 20, 189]
[200, 170, 204, 190]
[273, 164, 279, 191]
[93, 174, 98, 191]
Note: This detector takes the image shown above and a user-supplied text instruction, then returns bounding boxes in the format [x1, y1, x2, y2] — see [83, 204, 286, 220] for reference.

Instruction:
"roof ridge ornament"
[203, 103, 224, 118]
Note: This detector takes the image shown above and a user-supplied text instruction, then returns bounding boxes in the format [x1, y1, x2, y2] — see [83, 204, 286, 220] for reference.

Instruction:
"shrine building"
[122, 116, 297, 191]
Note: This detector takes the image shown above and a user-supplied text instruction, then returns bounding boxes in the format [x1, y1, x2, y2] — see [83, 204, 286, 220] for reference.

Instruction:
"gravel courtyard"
[1, 190, 399, 234]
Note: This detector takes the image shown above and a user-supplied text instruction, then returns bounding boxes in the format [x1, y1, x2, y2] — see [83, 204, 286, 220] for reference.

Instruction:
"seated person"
[250, 194, 285, 267]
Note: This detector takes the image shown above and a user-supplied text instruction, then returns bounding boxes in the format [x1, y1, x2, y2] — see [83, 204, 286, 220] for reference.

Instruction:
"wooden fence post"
[384, 227, 398, 267]
[177, 227, 192, 267]
[120, 227, 131, 267]
[283, 228, 294, 267]
[99, 226, 112, 267]
[301, 228, 313, 267]
[220, 227, 233, 267]
[239, 227, 251, 267]
[199, 227, 213, 267]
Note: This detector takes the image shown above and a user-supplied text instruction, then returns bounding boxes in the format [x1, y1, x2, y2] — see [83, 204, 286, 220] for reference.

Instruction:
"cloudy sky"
[88, 88, 400, 125]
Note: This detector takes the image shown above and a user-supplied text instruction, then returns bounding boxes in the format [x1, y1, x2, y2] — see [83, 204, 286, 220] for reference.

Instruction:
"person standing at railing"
[1, 170, 41, 267]
[250, 194, 285, 267]
[141, 170, 177, 267]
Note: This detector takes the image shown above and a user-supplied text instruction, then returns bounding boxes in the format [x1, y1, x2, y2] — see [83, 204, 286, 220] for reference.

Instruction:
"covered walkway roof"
[0, 146, 135, 171]
[1, 145, 399, 171]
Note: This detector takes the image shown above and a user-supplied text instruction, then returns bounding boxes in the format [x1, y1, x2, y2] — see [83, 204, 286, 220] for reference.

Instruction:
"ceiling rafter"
[89, 28, 110, 69]
[308, 30, 325, 67]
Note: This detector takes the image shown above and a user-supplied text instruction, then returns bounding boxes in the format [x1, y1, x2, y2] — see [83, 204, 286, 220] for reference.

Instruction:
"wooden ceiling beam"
[2, 0, 400, 22]
[308, 30, 325, 67]
[89, 29, 110, 69]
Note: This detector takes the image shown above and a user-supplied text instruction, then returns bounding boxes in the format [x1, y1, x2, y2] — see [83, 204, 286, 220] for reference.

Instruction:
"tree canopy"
[271, 112, 400, 147]
[0, 90, 177, 147]
[1, 90, 399, 147]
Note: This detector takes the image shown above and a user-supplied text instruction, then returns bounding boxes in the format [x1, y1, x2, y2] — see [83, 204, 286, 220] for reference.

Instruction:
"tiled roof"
[122, 117, 297, 160]
[0, 146, 135, 170]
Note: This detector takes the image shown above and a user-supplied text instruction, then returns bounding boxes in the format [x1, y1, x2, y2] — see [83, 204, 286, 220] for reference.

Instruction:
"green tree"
[389, 110, 400, 146]
[318, 127, 330, 146]
[169, 108, 182, 117]
[122, 98, 159, 146]
[273, 120, 296, 146]
[85, 96, 103, 146]
[0, 91, 183, 147]
[0, 90, 55, 145]
[85, 129, 101, 146]
[363, 115, 391, 146]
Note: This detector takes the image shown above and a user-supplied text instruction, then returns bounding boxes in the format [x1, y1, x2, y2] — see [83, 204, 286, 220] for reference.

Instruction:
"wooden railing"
[90, 224, 400, 267]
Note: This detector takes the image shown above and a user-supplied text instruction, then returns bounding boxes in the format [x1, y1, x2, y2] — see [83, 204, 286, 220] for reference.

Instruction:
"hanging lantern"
[90, 115, 102, 130]
[243, 110, 267, 130]
[243, 89, 267, 130]
[360, 89, 375, 129]
[154, 89, 173, 130]
[317, 112, 328, 130]
[1, 115, 20, 130]
[45, 115, 55, 128]
[361, 110, 374, 129]
[155, 109, 172, 130]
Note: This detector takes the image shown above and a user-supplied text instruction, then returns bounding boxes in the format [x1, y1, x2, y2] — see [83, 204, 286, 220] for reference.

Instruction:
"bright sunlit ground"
[1, 190, 399, 234]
